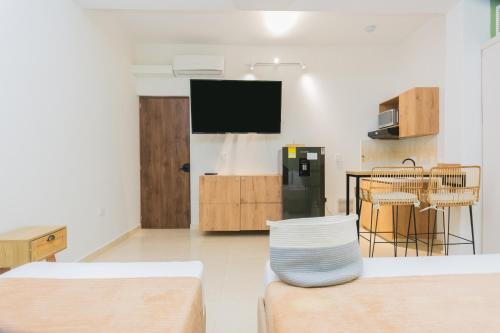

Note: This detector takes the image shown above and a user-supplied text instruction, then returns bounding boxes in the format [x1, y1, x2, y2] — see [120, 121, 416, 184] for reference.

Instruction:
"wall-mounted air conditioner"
[173, 55, 224, 77]
[131, 65, 173, 76]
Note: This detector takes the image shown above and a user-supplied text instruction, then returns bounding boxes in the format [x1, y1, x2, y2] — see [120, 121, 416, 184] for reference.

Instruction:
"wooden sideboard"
[199, 175, 282, 231]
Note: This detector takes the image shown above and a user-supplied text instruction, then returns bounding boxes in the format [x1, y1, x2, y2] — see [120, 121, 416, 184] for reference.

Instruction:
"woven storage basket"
[267, 214, 362, 288]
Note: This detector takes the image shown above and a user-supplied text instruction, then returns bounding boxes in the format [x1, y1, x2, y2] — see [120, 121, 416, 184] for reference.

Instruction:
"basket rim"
[267, 214, 358, 227]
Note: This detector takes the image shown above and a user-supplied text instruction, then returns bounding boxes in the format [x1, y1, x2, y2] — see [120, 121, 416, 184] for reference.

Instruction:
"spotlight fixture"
[248, 60, 306, 71]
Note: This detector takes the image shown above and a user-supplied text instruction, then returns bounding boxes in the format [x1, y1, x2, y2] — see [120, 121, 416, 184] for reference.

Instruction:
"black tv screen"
[190, 79, 282, 133]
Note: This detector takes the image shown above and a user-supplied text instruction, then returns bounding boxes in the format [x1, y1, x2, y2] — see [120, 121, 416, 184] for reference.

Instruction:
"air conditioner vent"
[173, 55, 224, 78]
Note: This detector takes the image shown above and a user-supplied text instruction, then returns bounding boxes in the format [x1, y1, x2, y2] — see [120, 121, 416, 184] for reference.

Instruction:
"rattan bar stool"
[424, 166, 480, 255]
[360, 166, 424, 257]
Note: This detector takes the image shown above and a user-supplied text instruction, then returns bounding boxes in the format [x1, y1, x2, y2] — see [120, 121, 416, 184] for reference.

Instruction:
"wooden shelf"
[379, 96, 399, 113]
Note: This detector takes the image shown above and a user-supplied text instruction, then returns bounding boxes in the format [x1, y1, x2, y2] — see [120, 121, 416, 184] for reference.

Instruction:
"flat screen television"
[190, 79, 282, 133]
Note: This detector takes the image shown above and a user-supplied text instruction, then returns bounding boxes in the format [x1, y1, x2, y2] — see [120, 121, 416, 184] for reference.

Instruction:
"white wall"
[395, 17, 446, 92]
[442, 0, 490, 253]
[134, 43, 414, 225]
[482, 36, 500, 253]
[442, 0, 489, 164]
[0, 1, 140, 261]
[361, 16, 446, 170]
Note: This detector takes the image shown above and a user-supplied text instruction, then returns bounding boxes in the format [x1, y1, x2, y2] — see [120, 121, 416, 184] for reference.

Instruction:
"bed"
[0, 261, 205, 333]
[259, 254, 500, 333]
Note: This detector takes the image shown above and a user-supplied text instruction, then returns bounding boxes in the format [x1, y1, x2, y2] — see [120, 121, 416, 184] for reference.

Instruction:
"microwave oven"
[378, 109, 399, 129]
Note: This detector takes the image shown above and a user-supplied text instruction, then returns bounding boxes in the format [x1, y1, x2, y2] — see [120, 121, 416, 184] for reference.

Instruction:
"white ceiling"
[76, 0, 459, 14]
[98, 10, 440, 45]
[76, 0, 457, 45]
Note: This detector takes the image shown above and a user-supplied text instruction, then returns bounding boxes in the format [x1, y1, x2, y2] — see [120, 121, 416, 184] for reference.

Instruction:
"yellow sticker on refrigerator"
[288, 147, 296, 158]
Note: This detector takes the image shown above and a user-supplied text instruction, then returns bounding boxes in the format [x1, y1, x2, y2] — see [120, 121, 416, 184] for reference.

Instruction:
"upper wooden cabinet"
[379, 87, 439, 138]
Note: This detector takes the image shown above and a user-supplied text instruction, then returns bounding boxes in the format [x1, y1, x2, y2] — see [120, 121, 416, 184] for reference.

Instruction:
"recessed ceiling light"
[273, 57, 280, 64]
[264, 11, 300, 36]
[365, 25, 377, 33]
[250, 65, 255, 71]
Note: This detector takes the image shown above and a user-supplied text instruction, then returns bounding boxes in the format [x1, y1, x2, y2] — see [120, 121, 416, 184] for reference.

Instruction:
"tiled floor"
[90, 228, 421, 333]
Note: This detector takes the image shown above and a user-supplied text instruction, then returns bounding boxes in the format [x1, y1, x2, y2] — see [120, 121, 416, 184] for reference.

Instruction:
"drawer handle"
[47, 234, 55, 242]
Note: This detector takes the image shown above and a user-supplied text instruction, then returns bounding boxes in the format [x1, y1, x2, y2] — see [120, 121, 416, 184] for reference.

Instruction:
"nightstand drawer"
[30, 228, 67, 261]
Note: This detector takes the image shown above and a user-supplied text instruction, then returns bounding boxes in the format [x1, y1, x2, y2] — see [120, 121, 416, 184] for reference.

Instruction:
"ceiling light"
[365, 25, 377, 33]
[301, 64, 307, 70]
[250, 65, 255, 71]
[264, 11, 299, 36]
[273, 57, 280, 65]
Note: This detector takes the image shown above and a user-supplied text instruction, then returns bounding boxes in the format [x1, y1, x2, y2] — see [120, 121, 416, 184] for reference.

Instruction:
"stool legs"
[405, 206, 419, 257]
[392, 206, 398, 257]
[430, 210, 437, 256]
[447, 207, 451, 255]
[413, 206, 419, 256]
[405, 207, 412, 256]
[429, 209, 446, 256]
[371, 209, 380, 257]
[368, 204, 374, 257]
[427, 210, 431, 256]
[469, 205, 476, 255]
[428, 206, 476, 256]
[368, 205, 421, 258]
[442, 210, 447, 255]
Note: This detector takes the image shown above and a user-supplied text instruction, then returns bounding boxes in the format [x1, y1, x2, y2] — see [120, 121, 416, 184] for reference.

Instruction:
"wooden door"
[140, 97, 190, 228]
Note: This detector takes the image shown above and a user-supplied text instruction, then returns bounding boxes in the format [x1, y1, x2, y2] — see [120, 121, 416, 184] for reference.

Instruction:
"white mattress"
[0, 261, 203, 279]
[264, 254, 500, 287]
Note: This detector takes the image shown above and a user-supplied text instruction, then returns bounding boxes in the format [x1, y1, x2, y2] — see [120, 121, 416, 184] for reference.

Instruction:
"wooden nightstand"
[0, 226, 67, 272]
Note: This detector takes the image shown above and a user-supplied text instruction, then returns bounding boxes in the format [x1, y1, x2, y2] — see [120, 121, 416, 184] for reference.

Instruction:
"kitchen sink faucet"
[402, 158, 416, 167]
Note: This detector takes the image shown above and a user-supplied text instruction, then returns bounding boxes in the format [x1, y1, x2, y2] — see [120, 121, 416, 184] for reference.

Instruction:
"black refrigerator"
[281, 147, 326, 219]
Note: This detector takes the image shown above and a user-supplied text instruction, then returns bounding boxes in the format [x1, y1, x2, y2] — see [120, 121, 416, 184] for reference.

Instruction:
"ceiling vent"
[173, 55, 224, 78]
